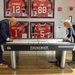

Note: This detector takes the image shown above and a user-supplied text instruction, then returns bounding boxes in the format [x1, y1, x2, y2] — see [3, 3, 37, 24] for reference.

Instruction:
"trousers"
[0, 50, 3, 63]
[72, 51, 75, 61]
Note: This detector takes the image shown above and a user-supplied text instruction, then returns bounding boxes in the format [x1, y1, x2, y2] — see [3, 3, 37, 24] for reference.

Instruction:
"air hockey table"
[1, 39, 75, 69]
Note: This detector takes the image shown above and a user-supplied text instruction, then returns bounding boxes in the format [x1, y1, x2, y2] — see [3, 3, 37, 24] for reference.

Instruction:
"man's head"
[63, 20, 72, 29]
[9, 17, 17, 26]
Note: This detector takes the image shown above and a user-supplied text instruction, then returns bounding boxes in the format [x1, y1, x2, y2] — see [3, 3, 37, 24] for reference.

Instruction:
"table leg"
[10, 51, 16, 69]
[56, 51, 61, 63]
[60, 51, 66, 68]
[15, 51, 19, 62]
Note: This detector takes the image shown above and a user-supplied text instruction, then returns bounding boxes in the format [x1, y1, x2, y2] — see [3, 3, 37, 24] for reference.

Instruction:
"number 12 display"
[4, 0, 29, 18]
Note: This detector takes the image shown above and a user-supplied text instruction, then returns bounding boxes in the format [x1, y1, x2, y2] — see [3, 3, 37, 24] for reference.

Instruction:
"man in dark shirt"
[63, 20, 75, 64]
[0, 17, 17, 68]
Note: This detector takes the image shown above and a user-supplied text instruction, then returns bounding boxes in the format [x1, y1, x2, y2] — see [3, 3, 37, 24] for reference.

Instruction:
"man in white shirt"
[63, 20, 75, 64]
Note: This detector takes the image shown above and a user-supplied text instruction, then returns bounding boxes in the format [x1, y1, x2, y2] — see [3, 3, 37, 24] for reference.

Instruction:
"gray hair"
[64, 20, 71, 23]
[64, 20, 72, 25]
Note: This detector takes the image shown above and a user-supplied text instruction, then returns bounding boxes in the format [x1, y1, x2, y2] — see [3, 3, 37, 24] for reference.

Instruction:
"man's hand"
[7, 38, 13, 42]
[63, 38, 67, 42]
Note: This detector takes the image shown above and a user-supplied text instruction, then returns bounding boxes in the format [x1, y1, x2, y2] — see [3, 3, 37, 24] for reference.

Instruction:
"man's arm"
[63, 29, 71, 42]
[0, 22, 9, 41]
[72, 27, 75, 36]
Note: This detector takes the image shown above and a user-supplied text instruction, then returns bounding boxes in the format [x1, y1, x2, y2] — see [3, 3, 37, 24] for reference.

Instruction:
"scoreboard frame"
[30, 22, 54, 38]
[30, 0, 55, 18]
[4, 0, 29, 18]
